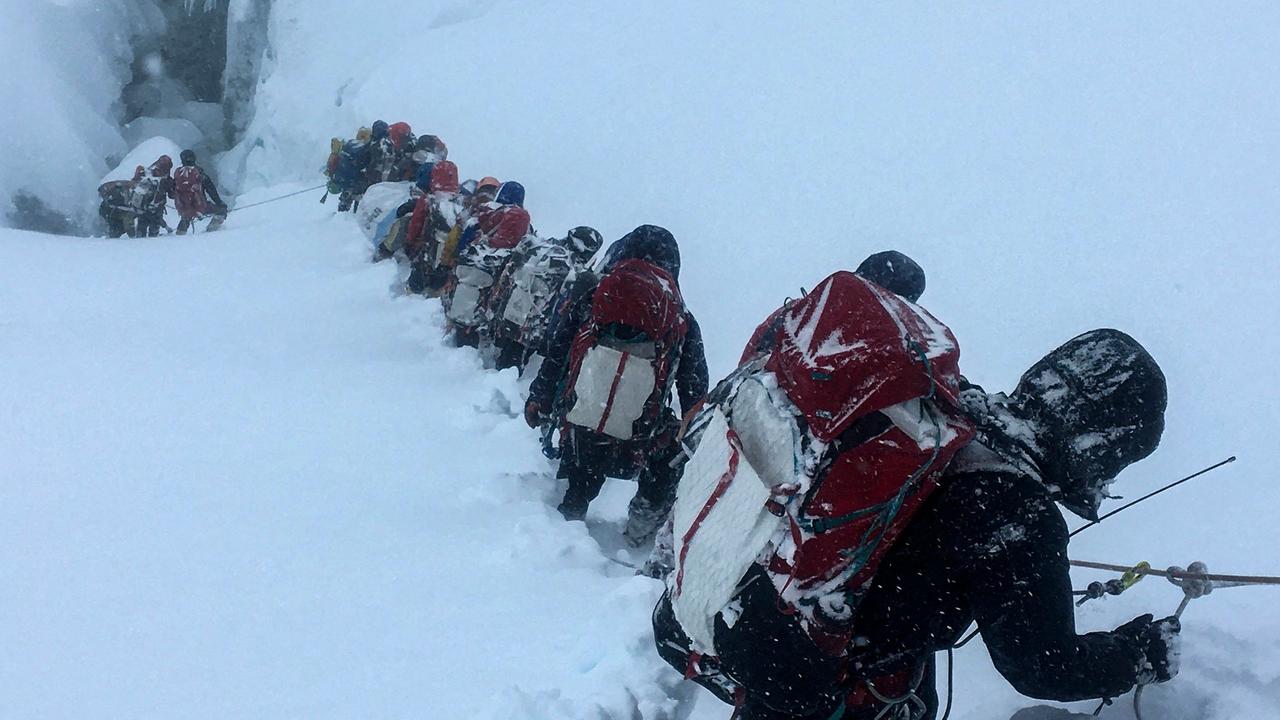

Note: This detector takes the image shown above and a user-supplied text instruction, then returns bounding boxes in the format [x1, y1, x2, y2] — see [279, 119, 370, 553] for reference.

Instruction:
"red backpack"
[172, 166, 206, 218]
[560, 259, 688, 442]
[669, 271, 974, 656]
[477, 204, 530, 250]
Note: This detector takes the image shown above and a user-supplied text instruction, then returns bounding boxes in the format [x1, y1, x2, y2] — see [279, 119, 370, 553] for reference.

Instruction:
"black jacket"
[654, 441, 1152, 720]
[853, 443, 1148, 704]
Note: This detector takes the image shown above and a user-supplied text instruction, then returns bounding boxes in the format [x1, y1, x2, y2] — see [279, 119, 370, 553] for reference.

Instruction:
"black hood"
[1012, 329, 1168, 520]
[602, 224, 681, 280]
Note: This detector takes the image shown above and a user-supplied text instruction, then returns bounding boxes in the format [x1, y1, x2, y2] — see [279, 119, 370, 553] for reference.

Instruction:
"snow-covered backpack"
[447, 240, 511, 328]
[129, 176, 164, 212]
[561, 258, 688, 442]
[172, 166, 206, 218]
[334, 140, 369, 190]
[669, 271, 975, 656]
[499, 242, 575, 345]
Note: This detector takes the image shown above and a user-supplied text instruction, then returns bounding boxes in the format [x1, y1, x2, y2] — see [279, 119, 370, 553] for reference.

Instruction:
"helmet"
[477, 176, 501, 191]
[371, 120, 389, 140]
[356, 127, 372, 143]
[1012, 329, 1167, 521]
[179, 149, 197, 166]
[855, 251, 925, 303]
[563, 226, 603, 261]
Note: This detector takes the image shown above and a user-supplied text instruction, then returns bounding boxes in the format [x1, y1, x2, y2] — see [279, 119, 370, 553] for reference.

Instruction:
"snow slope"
[4, 188, 1277, 720]
[4, 2, 1279, 718]
[0, 201, 688, 719]
[230, 7, 1280, 714]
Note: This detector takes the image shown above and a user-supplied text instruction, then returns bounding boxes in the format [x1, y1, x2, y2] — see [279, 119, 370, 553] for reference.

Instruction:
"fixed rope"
[227, 184, 328, 213]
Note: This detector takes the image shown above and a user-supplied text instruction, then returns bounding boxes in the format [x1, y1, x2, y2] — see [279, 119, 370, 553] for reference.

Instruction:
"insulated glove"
[1117, 614, 1182, 685]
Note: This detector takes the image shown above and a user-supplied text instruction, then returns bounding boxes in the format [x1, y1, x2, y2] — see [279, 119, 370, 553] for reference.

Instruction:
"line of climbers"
[336, 124, 1182, 720]
[97, 150, 227, 237]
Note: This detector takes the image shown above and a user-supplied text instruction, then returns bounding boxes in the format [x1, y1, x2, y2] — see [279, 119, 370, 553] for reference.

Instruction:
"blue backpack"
[334, 140, 371, 189]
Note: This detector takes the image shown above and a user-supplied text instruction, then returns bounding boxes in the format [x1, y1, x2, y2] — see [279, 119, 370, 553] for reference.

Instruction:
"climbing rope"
[226, 184, 328, 213]
[1069, 559, 1280, 588]
[1072, 558, 1280, 719]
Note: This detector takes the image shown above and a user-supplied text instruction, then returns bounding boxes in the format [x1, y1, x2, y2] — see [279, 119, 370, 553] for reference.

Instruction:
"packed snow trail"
[0, 192, 686, 719]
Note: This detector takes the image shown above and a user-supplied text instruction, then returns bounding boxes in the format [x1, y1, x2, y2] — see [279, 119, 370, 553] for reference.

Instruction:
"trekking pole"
[320, 191, 329, 204]
[1069, 456, 1236, 537]
[1128, 560, 1219, 720]
[953, 456, 1239, 649]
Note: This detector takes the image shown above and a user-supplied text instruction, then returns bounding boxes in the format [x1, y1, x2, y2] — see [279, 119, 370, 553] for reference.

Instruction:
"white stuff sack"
[447, 265, 493, 325]
[670, 409, 779, 654]
[355, 181, 413, 247]
[564, 344, 656, 440]
[670, 376, 803, 654]
[501, 280, 537, 325]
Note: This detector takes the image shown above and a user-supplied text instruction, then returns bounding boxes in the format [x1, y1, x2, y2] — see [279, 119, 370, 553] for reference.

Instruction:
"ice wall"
[0, 1, 164, 232]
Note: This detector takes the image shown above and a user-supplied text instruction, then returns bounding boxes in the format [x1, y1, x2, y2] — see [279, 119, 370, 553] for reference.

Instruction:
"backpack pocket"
[447, 266, 494, 325]
[565, 344, 657, 440]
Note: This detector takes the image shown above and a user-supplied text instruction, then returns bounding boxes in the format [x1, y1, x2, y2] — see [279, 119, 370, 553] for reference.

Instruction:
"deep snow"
[4, 2, 1280, 718]
[0, 200, 689, 719]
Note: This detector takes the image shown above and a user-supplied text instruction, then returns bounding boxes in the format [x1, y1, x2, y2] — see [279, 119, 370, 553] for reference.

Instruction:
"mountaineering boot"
[557, 467, 606, 521]
[557, 498, 588, 522]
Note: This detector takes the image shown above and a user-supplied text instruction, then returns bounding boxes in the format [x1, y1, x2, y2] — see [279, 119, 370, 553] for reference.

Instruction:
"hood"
[1010, 329, 1167, 520]
[562, 226, 603, 263]
[495, 181, 525, 207]
[371, 120, 389, 141]
[603, 224, 681, 280]
[430, 161, 460, 194]
[855, 250, 925, 303]
[414, 162, 435, 191]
